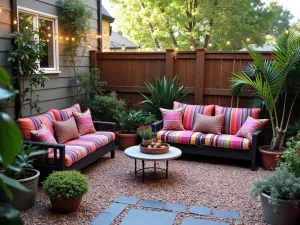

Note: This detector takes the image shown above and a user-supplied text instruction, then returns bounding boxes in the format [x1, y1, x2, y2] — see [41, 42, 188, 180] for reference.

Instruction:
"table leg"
[142, 160, 145, 181]
[166, 160, 169, 179]
[154, 161, 156, 172]
[135, 159, 137, 175]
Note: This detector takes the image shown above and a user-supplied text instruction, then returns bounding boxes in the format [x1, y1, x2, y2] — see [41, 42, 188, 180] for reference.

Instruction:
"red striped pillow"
[73, 109, 96, 135]
[160, 107, 185, 130]
[50, 104, 81, 121]
[236, 116, 268, 139]
[31, 124, 57, 144]
[215, 105, 261, 135]
[173, 101, 215, 130]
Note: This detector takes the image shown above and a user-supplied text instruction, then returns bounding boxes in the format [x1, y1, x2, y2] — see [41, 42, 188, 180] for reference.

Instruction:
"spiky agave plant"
[231, 31, 300, 151]
[139, 75, 189, 119]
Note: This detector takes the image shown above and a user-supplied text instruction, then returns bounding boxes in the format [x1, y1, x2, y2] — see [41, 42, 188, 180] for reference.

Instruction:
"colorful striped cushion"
[235, 116, 268, 139]
[31, 124, 57, 144]
[50, 104, 81, 121]
[17, 111, 55, 141]
[215, 105, 261, 135]
[73, 109, 96, 135]
[173, 101, 215, 130]
[48, 131, 115, 167]
[160, 108, 185, 130]
[156, 130, 251, 150]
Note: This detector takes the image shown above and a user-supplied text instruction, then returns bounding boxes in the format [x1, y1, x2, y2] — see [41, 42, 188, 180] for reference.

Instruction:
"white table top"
[124, 145, 182, 161]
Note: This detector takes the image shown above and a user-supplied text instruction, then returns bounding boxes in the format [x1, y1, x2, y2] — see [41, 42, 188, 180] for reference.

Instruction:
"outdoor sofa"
[17, 104, 116, 179]
[152, 102, 264, 170]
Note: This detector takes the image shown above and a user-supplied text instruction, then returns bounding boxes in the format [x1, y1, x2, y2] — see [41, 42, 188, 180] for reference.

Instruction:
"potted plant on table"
[42, 171, 88, 213]
[231, 31, 300, 170]
[137, 125, 153, 146]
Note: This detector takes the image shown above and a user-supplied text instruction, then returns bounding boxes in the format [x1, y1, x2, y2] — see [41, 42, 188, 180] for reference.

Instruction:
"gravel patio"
[21, 150, 268, 225]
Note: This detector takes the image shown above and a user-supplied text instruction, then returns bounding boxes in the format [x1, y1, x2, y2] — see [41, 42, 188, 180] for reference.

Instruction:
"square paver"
[213, 209, 240, 220]
[163, 202, 187, 213]
[181, 218, 229, 225]
[91, 203, 127, 225]
[140, 199, 166, 209]
[189, 206, 212, 216]
[120, 208, 176, 225]
[113, 196, 140, 205]
[102, 202, 128, 214]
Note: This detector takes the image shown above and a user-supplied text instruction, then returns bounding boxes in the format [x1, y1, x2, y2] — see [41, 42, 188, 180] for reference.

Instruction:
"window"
[18, 7, 59, 73]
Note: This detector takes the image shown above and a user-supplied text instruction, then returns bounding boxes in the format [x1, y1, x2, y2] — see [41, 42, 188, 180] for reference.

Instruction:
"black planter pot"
[261, 192, 300, 225]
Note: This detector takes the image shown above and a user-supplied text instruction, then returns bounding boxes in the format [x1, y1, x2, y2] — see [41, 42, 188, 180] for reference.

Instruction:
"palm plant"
[231, 31, 300, 151]
[139, 75, 189, 119]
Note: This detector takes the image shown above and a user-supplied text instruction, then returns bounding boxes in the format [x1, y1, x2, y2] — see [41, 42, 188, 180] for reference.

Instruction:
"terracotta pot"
[50, 196, 82, 213]
[116, 131, 138, 150]
[142, 139, 153, 146]
[259, 145, 283, 171]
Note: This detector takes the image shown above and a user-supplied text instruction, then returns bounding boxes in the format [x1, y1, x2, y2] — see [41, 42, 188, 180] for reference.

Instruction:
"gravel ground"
[21, 150, 269, 225]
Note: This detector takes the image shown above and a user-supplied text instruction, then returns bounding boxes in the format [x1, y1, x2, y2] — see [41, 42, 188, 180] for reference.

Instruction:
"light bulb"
[46, 39, 49, 42]
[122, 44, 125, 51]
[88, 44, 91, 48]
[226, 40, 231, 45]
[60, 36, 63, 39]
[66, 37, 69, 41]
[285, 28, 289, 34]
[98, 34, 102, 39]
[138, 46, 141, 52]
[13, 19, 17, 25]
[208, 42, 212, 47]
[47, 33, 51, 37]
[190, 44, 194, 50]
[0, 6, 2, 13]
[266, 33, 270, 39]
[157, 48, 161, 52]
[175, 47, 178, 51]
[25, 26, 28, 30]
[72, 37, 75, 41]
[246, 36, 250, 42]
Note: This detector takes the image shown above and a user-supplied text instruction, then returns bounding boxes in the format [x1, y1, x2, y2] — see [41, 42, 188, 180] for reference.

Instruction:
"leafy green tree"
[111, 0, 292, 50]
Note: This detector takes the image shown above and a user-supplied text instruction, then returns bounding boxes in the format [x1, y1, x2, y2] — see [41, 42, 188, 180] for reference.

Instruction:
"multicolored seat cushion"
[48, 131, 115, 167]
[160, 107, 185, 130]
[17, 111, 55, 141]
[173, 101, 214, 130]
[50, 104, 81, 121]
[156, 130, 251, 150]
[215, 105, 261, 135]
[73, 109, 96, 135]
[235, 116, 268, 139]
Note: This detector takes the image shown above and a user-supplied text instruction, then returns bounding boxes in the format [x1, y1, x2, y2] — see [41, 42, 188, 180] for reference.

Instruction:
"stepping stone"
[163, 202, 187, 213]
[120, 208, 176, 225]
[213, 209, 240, 220]
[189, 206, 212, 216]
[181, 218, 229, 225]
[113, 196, 140, 205]
[140, 199, 166, 209]
[91, 203, 127, 225]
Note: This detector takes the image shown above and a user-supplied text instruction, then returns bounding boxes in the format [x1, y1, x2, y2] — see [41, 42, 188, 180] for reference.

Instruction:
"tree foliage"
[111, 0, 292, 50]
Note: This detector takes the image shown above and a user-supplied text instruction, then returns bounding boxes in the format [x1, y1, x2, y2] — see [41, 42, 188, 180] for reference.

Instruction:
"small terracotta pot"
[116, 131, 138, 150]
[142, 139, 153, 146]
[50, 196, 82, 213]
[259, 145, 283, 171]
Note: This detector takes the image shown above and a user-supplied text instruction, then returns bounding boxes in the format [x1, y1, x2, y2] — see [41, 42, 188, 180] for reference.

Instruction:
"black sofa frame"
[152, 120, 264, 170]
[24, 121, 116, 179]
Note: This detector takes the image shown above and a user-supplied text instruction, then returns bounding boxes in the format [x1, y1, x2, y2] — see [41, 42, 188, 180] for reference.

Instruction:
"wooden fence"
[90, 49, 273, 109]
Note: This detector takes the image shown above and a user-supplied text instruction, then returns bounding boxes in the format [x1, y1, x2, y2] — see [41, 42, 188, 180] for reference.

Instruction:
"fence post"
[166, 49, 174, 78]
[90, 50, 97, 70]
[195, 48, 206, 104]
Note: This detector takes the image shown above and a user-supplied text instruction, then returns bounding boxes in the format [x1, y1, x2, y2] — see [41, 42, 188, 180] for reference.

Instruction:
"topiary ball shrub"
[43, 171, 88, 199]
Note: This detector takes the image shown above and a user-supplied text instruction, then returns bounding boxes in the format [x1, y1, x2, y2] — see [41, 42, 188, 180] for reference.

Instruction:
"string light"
[97, 34, 102, 39]
[266, 33, 270, 39]
[47, 33, 51, 37]
[46, 39, 49, 42]
[208, 42, 212, 47]
[285, 27, 289, 34]
[246, 36, 250, 42]
[13, 19, 17, 25]
[157, 47, 161, 52]
[122, 44, 125, 51]
[138, 46, 141, 52]
[175, 47, 178, 51]
[72, 37, 75, 41]
[60, 35, 63, 40]
[190, 44, 194, 50]
[0, 6, 2, 13]
[88, 44, 91, 48]
[25, 26, 28, 30]
[226, 40, 231, 45]
[66, 37, 69, 41]
[47, 26, 50, 30]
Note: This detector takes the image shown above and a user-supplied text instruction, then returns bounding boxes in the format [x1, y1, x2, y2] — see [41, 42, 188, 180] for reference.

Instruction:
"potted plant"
[42, 171, 88, 213]
[137, 125, 153, 146]
[115, 110, 155, 150]
[231, 31, 300, 170]
[1, 145, 46, 211]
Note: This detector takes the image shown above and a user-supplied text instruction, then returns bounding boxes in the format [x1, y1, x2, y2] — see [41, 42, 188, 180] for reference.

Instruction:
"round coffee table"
[124, 145, 182, 181]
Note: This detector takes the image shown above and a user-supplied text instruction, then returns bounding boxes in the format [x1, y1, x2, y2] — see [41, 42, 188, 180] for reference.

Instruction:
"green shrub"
[43, 171, 88, 199]
[251, 167, 300, 206]
[91, 92, 126, 122]
[139, 75, 189, 119]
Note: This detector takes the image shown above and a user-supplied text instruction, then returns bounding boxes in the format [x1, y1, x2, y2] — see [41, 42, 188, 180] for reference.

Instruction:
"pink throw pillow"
[235, 116, 268, 139]
[31, 124, 57, 144]
[160, 108, 185, 130]
[73, 109, 96, 135]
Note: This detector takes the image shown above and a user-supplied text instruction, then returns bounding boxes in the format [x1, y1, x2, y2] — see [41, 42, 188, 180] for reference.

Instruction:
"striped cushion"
[156, 130, 251, 150]
[173, 101, 214, 130]
[31, 124, 57, 144]
[17, 111, 55, 141]
[73, 109, 96, 135]
[160, 108, 185, 130]
[215, 105, 261, 135]
[48, 131, 115, 167]
[235, 116, 268, 139]
[50, 104, 81, 121]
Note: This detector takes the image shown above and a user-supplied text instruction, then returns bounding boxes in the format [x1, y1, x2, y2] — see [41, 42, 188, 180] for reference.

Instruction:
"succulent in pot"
[42, 171, 88, 213]
[0, 144, 47, 211]
[137, 125, 153, 146]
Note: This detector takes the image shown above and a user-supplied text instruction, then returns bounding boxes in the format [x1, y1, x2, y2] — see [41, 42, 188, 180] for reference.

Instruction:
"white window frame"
[17, 6, 60, 74]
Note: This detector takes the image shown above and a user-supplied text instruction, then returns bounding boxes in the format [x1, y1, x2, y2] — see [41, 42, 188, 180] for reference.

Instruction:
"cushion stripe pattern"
[17, 111, 55, 141]
[48, 131, 115, 167]
[156, 130, 203, 145]
[50, 104, 81, 121]
[173, 101, 214, 130]
[160, 107, 185, 130]
[215, 105, 261, 135]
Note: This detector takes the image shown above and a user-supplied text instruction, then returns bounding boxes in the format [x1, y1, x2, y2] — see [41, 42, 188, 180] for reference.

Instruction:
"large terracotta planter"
[259, 145, 283, 170]
[261, 192, 300, 225]
[50, 196, 82, 213]
[116, 131, 138, 150]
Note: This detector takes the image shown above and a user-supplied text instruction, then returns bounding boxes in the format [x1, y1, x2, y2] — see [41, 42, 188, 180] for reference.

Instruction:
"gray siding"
[0, 0, 99, 118]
